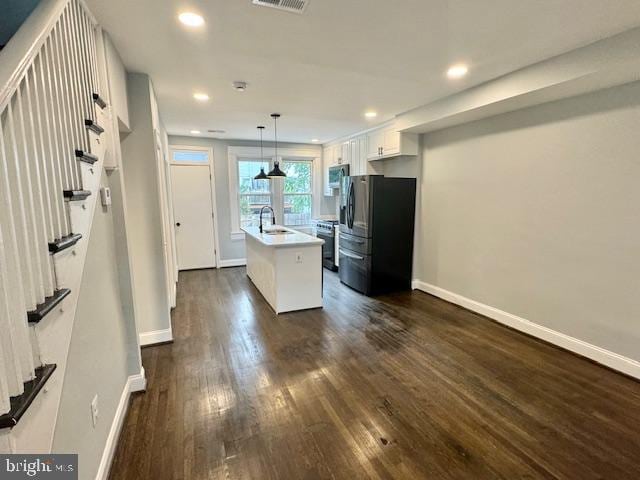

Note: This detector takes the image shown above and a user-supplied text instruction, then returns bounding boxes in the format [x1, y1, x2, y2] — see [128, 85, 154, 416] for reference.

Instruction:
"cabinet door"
[383, 128, 400, 156]
[367, 130, 384, 159]
[340, 142, 350, 165]
[349, 139, 359, 174]
[358, 135, 368, 174]
[323, 146, 334, 166]
[323, 146, 333, 196]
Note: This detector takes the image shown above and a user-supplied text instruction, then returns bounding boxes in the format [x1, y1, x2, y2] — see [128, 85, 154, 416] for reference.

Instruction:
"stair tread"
[48, 233, 82, 254]
[27, 288, 71, 323]
[75, 149, 98, 165]
[84, 119, 104, 135]
[92, 92, 107, 109]
[0, 365, 56, 429]
[63, 189, 91, 201]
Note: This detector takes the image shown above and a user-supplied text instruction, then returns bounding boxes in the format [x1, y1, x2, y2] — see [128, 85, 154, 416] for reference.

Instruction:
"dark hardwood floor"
[109, 267, 640, 480]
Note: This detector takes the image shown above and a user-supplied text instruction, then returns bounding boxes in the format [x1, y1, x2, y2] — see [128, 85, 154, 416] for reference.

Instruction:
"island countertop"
[242, 225, 324, 248]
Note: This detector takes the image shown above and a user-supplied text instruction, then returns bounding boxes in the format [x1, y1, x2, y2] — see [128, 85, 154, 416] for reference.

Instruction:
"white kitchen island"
[242, 226, 324, 313]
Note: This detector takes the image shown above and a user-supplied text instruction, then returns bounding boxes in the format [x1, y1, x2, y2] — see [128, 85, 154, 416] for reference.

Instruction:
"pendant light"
[267, 113, 286, 178]
[253, 126, 268, 180]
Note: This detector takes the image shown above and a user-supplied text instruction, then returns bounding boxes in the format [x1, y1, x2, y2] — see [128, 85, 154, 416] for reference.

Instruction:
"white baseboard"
[411, 280, 640, 380]
[218, 258, 246, 268]
[139, 327, 173, 346]
[95, 367, 147, 480]
[129, 366, 147, 393]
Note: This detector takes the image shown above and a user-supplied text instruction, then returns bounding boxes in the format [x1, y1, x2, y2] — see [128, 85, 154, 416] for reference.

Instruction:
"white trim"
[230, 232, 245, 241]
[139, 328, 173, 346]
[218, 258, 246, 268]
[411, 280, 640, 380]
[95, 367, 146, 480]
[129, 366, 147, 393]
[168, 145, 221, 270]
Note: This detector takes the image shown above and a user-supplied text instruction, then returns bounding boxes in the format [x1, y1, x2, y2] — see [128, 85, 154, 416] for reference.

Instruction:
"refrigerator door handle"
[339, 249, 364, 261]
[348, 181, 355, 229]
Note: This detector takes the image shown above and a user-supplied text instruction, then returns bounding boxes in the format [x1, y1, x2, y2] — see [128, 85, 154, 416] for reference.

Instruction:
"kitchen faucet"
[259, 206, 276, 233]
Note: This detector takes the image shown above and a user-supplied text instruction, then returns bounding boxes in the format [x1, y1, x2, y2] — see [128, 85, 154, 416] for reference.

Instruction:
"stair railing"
[0, 0, 105, 433]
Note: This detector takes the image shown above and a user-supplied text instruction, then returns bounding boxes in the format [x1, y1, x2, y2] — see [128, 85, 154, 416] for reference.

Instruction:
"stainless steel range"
[315, 219, 339, 271]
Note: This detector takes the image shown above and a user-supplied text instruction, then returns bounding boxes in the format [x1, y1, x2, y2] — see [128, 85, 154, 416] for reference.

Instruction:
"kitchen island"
[242, 225, 324, 313]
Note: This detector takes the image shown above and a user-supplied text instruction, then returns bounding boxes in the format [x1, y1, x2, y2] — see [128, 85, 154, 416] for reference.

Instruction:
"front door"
[170, 164, 217, 270]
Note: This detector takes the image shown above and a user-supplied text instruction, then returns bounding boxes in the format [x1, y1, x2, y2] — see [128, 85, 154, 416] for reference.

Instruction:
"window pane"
[240, 194, 272, 228]
[284, 194, 312, 226]
[283, 161, 312, 193]
[239, 160, 270, 194]
[172, 150, 209, 163]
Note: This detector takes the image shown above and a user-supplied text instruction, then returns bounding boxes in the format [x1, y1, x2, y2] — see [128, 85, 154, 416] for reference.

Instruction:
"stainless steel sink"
[263, 229, 292, 235]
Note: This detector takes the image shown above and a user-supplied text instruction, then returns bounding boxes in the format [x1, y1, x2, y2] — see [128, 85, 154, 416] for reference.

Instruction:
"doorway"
[169, 147, 218, 270]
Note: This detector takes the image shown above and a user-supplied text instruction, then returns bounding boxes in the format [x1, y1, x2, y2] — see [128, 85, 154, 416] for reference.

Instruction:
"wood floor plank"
[109, 268, 640, 480]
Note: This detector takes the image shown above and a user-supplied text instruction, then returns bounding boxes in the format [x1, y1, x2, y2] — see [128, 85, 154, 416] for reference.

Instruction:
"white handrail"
[0, 0, 69, 113]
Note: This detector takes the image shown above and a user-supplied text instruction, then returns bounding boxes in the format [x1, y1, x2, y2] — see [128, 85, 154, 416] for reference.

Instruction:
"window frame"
[228, 146, 321, 239]
[237, 158, 274, 230]
[281, 158, 314, 227]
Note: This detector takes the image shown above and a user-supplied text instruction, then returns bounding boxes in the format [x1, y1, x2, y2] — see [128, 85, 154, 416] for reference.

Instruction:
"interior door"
[170, 165, 217, 270]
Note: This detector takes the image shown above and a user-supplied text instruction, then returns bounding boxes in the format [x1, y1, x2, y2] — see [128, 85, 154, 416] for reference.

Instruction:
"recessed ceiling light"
[190, 130, 201, 135]
[311, 139, 319, 143]
[447, 64, 468, 79]
[193, 92, 209, 102]
[364, 111, 377, 119]
[178, 12, 205, 27]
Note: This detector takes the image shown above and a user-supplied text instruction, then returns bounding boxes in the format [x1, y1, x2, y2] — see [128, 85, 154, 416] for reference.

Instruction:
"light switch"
[100, 187, 112, 206]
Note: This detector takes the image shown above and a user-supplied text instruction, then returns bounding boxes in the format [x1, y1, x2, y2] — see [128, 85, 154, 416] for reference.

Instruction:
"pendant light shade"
[254, 167, 268, 180]
[267, 162, 286, 177]
[267, 113, 286, 178]
[254, 126, 269, 180]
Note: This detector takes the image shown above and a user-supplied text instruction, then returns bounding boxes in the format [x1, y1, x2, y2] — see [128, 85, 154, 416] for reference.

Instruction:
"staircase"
[0, 0, 112, 452]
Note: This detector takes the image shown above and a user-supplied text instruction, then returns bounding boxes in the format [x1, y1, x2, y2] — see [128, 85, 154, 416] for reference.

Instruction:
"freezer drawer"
[339, 248, 372, 295]
[338, 231, 372, 255]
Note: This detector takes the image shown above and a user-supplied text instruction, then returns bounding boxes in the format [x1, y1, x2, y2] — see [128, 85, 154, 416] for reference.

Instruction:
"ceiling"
[86, 0, 640, 143]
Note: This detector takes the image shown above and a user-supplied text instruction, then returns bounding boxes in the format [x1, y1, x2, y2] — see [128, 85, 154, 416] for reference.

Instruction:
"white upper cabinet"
[367, 129, 385, 159]
[339, 142, 350, 165]
[366, 125, 418, 160]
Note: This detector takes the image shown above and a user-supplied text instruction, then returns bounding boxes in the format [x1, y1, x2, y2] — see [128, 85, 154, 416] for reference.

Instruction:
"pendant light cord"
[274, 116, 278, 163]
[260, 127, 264, 162]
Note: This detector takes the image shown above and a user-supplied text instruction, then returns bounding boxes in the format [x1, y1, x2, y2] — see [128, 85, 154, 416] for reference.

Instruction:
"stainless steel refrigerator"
[338, 175, 416, 295]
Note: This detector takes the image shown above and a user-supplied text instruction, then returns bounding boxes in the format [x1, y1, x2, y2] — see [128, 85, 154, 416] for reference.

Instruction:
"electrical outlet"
[91, 395, 99, 428]
[295, 252, 303, 264]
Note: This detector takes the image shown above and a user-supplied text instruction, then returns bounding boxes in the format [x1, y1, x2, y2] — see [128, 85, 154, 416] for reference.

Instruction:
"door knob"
[176, 222, 181, 227]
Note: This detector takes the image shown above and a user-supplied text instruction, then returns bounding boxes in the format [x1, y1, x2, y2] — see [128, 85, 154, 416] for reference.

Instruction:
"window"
[229, 147, 319, 236]
[171, 150, 209, 164]
[238, 159, 271, 228]
[282, 160, 312, 226]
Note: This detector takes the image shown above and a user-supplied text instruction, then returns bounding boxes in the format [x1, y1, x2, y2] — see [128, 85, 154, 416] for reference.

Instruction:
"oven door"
[316, 230, 336, 270]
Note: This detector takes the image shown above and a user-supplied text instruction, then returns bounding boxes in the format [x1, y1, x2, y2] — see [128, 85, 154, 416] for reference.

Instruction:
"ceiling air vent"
[251, 0, 309, 14]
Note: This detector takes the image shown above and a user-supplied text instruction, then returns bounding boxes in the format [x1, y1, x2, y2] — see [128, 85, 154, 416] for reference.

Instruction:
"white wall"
[414, 81, 640, 372]
[168, 136, 325, 262]
[121, 73, 172, 340]
[52, 174, 139, 479]
[103, 33, 129, 130]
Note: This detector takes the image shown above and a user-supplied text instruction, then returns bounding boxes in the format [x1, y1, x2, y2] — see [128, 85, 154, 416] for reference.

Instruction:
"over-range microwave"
[328, 164, 349, 189]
